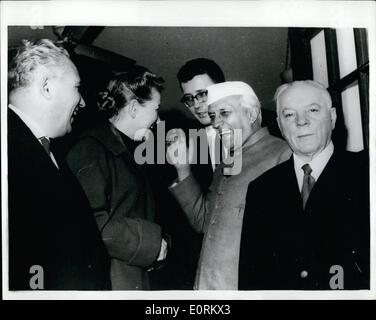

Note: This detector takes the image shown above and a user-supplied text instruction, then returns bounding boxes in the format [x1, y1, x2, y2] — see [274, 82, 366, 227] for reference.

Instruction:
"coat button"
[300, 270, 308, 278]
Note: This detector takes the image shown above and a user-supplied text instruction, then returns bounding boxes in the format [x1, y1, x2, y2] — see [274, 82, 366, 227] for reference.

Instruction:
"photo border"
[1, 0, 375, 300]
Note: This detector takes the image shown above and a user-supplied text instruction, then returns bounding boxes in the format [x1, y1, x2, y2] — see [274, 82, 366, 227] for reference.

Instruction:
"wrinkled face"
[208, 95, 252, 150]
[133, 87, 160, 140]
[49, 58, 85, 137]
[277, 83, 336, 161]
[181, 73, 214, 126]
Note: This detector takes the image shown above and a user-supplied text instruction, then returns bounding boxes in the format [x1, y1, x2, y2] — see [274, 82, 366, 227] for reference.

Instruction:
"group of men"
[7, 38, 369, 291]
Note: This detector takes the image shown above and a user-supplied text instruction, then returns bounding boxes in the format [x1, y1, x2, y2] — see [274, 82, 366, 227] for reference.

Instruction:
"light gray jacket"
[170, 127, 291, 289]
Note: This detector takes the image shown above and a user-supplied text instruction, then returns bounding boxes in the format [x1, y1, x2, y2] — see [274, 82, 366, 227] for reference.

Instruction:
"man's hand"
[166, 128, 194, 181]
[157, 238, 168, 261]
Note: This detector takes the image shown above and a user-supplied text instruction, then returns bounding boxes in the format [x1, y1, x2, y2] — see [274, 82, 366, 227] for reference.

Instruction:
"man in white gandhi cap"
[166, 81, 291, 289]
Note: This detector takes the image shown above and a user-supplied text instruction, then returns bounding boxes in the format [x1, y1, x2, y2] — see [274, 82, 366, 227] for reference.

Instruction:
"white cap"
[206, 81, 259, 105]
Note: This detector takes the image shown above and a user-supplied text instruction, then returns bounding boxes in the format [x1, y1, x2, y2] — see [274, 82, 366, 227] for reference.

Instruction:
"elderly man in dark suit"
[166, 81, 291, 289]
[8, 39, 111, 290]
[239, 80, 369, 290]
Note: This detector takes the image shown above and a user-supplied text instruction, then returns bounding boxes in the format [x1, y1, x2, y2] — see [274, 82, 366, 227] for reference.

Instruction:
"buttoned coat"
[239, 149, 370, 290]
[8, 109, 111, 290]
[66, 120, 162, 290]
[170, 127, 291, 289]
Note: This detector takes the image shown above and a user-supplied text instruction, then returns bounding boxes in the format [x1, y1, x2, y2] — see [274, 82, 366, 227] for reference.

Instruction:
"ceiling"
[8, 26, 288, 120]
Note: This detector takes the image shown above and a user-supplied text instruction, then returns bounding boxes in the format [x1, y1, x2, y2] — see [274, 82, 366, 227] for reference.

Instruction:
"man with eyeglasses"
[147, 58, 225, 289]
[177, 58, 226, 191]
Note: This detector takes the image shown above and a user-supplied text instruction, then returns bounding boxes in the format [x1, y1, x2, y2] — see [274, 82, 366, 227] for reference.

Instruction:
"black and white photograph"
[1, 1, 375, 302]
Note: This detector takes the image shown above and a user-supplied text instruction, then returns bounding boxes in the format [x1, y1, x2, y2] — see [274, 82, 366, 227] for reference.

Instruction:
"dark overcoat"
[66, 120, 162, 290]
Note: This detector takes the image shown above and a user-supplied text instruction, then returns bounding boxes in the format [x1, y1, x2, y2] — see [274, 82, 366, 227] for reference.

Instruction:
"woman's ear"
[128, 99, 139, 119]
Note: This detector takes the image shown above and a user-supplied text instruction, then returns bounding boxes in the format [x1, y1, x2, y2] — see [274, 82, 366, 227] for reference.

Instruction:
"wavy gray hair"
[8, 39, 70, 91]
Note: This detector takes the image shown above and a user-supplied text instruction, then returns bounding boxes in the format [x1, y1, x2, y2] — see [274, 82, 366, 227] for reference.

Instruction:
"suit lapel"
[304, 150, 338, 213]
[8, 109, 60, 175]
[284, 157, 303, 212]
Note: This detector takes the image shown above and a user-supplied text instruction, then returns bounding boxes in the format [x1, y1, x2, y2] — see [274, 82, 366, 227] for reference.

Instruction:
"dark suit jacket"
[8, 109, 111, 290]
[239, 149, 369, 290]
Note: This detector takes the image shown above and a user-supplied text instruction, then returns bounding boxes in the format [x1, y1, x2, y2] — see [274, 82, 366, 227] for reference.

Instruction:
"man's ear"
[249, 106, 260, 124]
[128, 99, 139, 119]
[40, 76, 53, 100]
[330, 107, 337, 129]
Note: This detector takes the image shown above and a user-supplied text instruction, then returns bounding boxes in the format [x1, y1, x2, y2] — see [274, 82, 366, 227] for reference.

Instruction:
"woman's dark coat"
[67, 120, 162, 290]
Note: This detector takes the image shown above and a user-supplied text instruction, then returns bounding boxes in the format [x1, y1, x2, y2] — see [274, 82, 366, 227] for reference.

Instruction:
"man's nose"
[296, 112, 309, 126]
[212, 115, 222, 129]
[194, 99, 205, 109]
[78, 96, 86, 108]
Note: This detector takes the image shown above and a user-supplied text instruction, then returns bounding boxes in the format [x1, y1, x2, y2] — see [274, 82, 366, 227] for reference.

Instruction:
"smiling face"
[49, 58, 85, 137]
[208, 95, 252, 150]
[277, 82, 336, 162]
[181, 73, 214, 126]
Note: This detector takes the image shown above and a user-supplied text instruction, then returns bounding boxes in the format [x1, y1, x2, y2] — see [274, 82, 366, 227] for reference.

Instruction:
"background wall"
[8, 26, 288, 122]
[93, 27, 288, 120]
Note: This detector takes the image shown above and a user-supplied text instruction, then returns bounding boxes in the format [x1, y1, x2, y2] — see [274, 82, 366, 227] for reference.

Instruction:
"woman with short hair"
[66, 65, 167, 290]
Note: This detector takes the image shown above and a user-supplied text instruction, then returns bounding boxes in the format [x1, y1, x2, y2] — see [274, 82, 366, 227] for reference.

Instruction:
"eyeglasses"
[180, 90, 208, 108]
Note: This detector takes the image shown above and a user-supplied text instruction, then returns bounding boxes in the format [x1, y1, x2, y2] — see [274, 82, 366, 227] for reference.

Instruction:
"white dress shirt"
[206, 125, 228, 171]
[293, 141, 334, 191]
[9, 104, 59, 169]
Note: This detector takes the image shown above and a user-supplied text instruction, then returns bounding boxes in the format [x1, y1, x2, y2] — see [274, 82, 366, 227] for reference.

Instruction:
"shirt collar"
[8, 104, 49, 140]
[293, 141, 334, 181]
[205, 125, 216, 137]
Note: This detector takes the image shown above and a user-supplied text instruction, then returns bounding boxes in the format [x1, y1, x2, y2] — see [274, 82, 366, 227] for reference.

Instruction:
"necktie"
[39, 136, 50, 155]
[301, 163, 315, 209]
